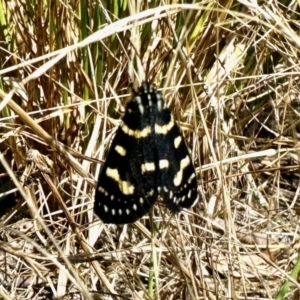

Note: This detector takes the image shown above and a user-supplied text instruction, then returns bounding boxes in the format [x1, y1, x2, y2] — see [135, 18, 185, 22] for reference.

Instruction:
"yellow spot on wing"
[106, 167, 135, 195]
[188, 173, 196, 183]
[155, 119, 174, 135]
[115, 145, 126, 156]
[159, 159, 169, 169]
[174, 136, 182, 148]
[121, 122, 151, 138]
[141, 162, 156, 173]
[173, 156, 190, 186]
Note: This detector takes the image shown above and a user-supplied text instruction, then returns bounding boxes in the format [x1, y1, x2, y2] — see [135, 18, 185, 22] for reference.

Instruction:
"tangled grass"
[0, 0, 300, 299]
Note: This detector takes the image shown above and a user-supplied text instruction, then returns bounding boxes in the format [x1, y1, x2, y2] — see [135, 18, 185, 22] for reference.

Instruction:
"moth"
[94, 82, 198, 224]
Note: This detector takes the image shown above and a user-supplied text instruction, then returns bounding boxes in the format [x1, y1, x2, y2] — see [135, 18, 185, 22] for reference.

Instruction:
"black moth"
[94, 82, 198, 224]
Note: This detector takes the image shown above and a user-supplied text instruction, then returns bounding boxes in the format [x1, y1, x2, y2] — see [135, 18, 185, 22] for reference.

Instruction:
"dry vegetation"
[1, 0, 300, 299]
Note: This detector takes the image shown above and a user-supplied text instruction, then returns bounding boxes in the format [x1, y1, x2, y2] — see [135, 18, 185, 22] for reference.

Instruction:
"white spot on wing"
[139, 198, 144, 204]
[148, 189, 155, 196]
[133, 204, 137, 211]
[104, 205, 108, 212]
[112, 209, 115, 215]
[126, 209, 130, 215]
[119, 209, 122, 215]
[187, 189, 192, 199]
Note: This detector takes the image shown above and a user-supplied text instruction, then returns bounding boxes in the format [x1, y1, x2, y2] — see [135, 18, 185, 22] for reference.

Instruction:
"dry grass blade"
[1, 1, 300, 299]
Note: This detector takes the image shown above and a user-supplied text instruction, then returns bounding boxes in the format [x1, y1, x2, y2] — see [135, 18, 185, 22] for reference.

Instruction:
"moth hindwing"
[94, 82, 198, 224]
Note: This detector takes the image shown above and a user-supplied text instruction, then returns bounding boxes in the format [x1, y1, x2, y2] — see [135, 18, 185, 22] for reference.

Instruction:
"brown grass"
[0, 1, 300, 299]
